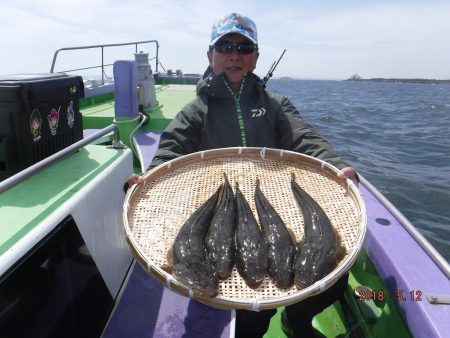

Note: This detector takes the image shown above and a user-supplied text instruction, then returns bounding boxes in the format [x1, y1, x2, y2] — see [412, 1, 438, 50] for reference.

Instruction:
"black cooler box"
[0, 73, 84, 181]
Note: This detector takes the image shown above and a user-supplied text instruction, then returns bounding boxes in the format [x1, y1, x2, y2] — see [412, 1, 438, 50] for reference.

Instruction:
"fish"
[291, 173, 344, 289]
[206, 173, 237, 279]
[255, 178, 295, 289]
[171, 185, 222, 297]
[234, 181, 268, 289]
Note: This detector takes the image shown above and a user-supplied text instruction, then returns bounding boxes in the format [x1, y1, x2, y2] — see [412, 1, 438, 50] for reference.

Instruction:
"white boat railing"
[0, 125, 126, 193]
[50, 40, 160, 85]
[359, 174, 450, 279]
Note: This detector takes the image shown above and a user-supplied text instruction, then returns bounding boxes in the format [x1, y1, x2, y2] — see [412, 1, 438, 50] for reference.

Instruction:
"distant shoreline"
[345, 77, 450, 85]
[274, 76, 450, 84]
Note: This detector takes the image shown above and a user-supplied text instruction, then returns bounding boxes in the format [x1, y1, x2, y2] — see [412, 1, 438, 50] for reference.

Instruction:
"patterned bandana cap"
[210, 13, 258, 46]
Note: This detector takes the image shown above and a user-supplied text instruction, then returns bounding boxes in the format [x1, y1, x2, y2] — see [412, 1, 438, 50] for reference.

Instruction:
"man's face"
[207, 34, 259, 88]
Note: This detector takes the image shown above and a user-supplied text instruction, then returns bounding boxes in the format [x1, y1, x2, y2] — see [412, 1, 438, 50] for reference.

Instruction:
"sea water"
[267, 79, 450, 262]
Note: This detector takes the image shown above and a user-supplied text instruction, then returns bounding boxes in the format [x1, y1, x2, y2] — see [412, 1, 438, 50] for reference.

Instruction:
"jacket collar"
[197, 71, 263, 100]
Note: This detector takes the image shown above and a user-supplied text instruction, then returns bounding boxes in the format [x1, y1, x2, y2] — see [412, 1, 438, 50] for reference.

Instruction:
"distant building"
[348, 73, 362, 80]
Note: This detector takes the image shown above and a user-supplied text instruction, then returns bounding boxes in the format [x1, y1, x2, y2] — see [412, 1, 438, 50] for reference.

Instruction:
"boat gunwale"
[360, 174, 450, 338]
[0, 124, 122, 193]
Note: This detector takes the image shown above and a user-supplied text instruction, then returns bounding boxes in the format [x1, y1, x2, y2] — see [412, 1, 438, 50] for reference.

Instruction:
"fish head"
[173, 262, 219, 297]
[294, 244, 337, 289]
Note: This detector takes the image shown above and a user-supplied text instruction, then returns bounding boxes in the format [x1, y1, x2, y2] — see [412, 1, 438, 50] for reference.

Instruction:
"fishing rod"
[262, 49, 286, 88]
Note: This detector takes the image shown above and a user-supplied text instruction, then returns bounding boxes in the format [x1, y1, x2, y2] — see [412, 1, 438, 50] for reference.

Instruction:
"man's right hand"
[124, 174, 145, 192]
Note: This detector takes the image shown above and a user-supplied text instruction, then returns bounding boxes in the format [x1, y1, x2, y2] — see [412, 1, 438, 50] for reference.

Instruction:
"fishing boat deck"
[3, 55, 448, 336]
[102, 261, 233, 338]
[78, 82, 235, 337]
[81, 84, 197, 131]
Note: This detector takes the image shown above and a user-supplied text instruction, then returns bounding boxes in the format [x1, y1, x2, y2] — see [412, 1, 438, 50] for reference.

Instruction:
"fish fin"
[287, 227, 297, 242]
[161, 263, 172, 273]
[223, 172, 229, 183]
[164, 246, 174, 272]
[336, 245, 347, 261]
[216, 183, 225, 212]
[335, 234, 347, 261]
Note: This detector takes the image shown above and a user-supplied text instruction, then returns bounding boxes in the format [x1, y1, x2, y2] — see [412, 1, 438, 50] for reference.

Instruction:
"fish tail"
[223, 172, 230, 184]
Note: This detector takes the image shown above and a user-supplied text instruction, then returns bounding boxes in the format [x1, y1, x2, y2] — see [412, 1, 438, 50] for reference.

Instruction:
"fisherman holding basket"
[128, 12, 358, 338]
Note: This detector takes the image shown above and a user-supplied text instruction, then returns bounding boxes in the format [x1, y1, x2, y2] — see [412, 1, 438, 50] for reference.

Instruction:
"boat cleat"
[426, 294, 450, 305]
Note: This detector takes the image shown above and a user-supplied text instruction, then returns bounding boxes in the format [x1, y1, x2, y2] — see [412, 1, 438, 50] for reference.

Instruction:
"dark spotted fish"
[255, 178, 295, 289]
[235, 182, 268, 288]
[171, 185, 221, 297]
[206, 173, 236, 279]
[291, 173, 342, 289]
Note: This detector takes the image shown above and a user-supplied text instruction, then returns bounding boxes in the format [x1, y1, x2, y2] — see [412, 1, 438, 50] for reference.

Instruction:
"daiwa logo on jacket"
[251, 108, 266, 117]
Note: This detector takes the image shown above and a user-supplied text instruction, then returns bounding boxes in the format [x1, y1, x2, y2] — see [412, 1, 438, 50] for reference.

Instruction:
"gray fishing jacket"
[149, 72, 350, 170]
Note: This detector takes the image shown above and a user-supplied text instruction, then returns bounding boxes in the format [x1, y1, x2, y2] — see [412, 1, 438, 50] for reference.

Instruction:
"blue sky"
[1, 0, 450, 79]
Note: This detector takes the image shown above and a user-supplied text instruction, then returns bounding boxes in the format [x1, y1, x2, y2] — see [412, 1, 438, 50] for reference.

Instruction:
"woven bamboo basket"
[123, 147, 367, 310]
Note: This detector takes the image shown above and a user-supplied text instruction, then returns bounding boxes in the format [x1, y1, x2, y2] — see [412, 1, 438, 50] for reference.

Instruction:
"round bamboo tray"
[123, 147, 367, 310]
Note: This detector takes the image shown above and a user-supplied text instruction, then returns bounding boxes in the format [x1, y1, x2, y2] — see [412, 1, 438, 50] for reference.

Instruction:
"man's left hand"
[338, 167, 359, 186]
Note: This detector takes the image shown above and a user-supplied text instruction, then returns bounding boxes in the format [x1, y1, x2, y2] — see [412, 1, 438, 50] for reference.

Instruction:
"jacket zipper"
[224, 74, 248, 146]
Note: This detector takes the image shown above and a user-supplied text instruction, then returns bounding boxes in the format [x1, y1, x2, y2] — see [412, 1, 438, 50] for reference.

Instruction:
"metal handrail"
[50, 40, 160, 84]
[0, 125, 124, 193]
[359, 174, 450, 279]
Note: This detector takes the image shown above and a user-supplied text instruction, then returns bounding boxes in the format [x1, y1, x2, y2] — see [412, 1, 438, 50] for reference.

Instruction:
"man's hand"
[128, 174, 145, 187]
[123, 174, 145, 192]
[337, 167, 359, 186]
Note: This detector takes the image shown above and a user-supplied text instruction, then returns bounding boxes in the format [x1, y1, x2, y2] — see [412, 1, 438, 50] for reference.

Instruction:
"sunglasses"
[212, 41, 258, 54]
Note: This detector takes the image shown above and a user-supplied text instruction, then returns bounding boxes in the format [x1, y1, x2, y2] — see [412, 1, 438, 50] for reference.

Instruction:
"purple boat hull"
[360, 179, 450, 338]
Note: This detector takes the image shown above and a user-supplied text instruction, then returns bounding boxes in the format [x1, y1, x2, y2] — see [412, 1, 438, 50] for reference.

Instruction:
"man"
[129, 12, 357, 338]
